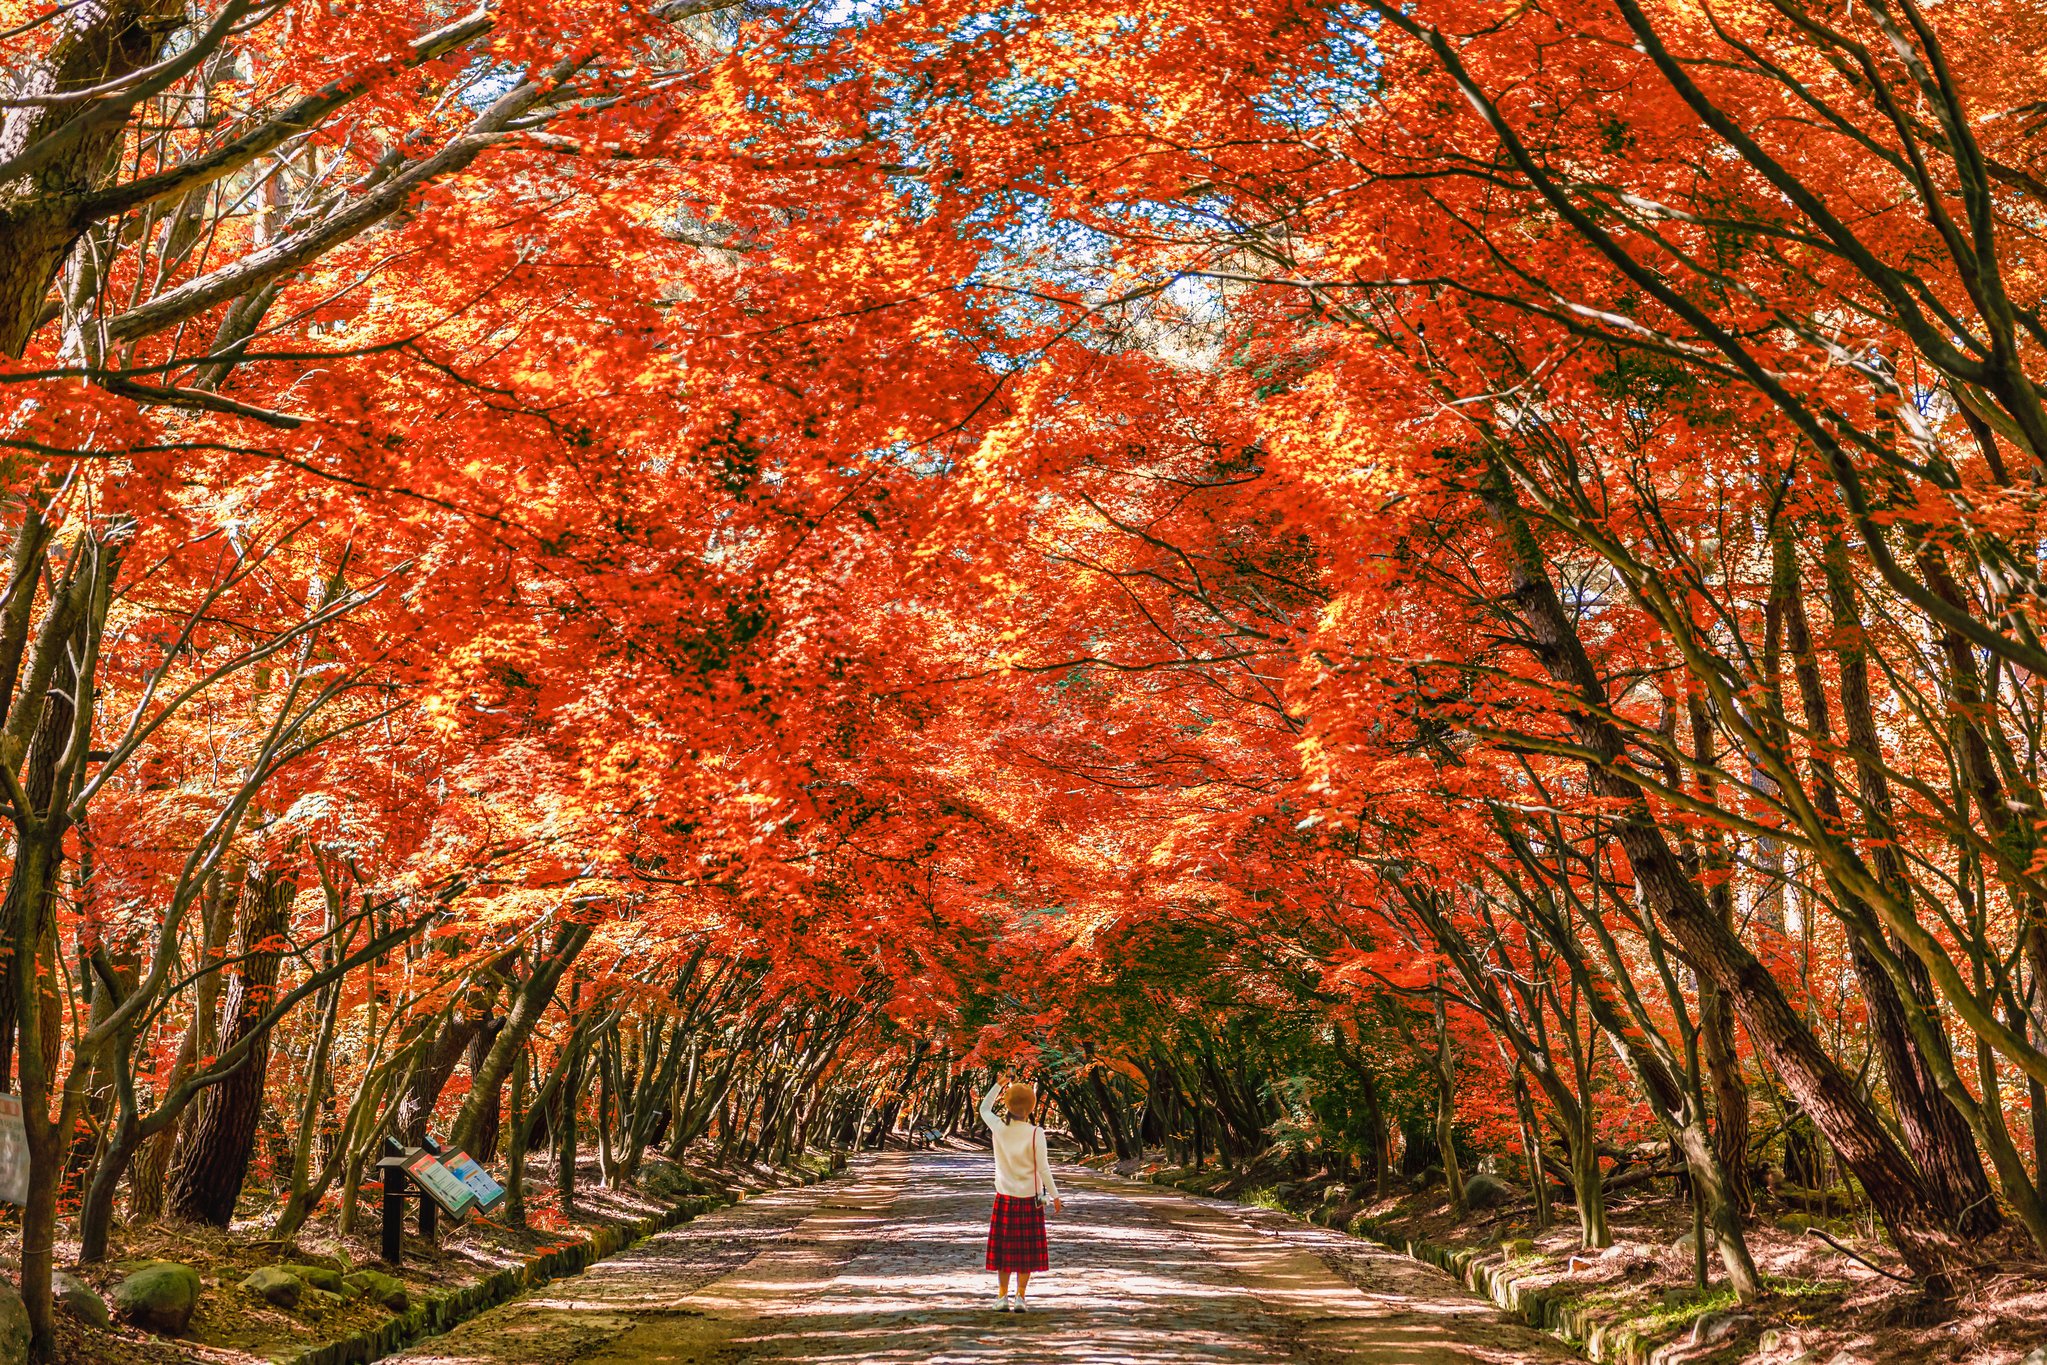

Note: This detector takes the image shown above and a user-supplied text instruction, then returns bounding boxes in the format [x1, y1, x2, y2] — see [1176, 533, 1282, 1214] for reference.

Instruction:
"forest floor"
[40, 1152, 836, 1365]
[378, 1145, 1582, 1364]
[1121, 1154, 2047, 1364]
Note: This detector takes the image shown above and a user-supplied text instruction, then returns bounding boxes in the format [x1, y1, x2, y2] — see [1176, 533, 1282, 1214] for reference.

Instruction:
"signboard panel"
[0, 1096, 24, 1205]
[403, 1151, 477, 1218]
[442, 1150, 506, 1213]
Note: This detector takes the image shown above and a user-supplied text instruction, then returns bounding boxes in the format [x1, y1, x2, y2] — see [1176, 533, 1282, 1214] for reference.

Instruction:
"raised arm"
[979, 1081, 1003, 1130]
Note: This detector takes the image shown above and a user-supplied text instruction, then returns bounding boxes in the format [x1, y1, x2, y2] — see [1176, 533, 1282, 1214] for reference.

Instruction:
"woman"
[979, 1079, 1062, 1312]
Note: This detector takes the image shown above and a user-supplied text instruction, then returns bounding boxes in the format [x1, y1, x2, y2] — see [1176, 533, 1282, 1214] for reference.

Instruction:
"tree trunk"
[397, 1007, 486, 1147]
[1568, 1111, 1609, 1248]
[62, 939, 134, 1199]
[166, 868, 295, 1226]
[1086, 1070, 1134, 1161]
[1355, 1053, 1390, 1200]
[2031, 961, 2047, 1176]
[7, 539, 122, 1361]
[269, 921, 346, 1241]
[506, 1044, 529, 1229]
[1511, 1065, 1552, 1231]
[0, 575, 77, 1095]
[596, 1026, 616, 1186]
[1431, 982, 1467, 1217]
[467, 1019, 506, 1163]
[1675, 694, 1757, 1223]
[0, 0, 192, 357]
[1478, 473, 1970, 1288]
[1800, 546, 2002, 1240]
[619, 1016, 689, 1180]
[448, 918, 591, 1153]
[130, 867, 240, 1223]
[558, 1029, 585, 1219]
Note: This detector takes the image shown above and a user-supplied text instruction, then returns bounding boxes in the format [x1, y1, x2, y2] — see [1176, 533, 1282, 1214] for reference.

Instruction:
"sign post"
[375, 1139, 412, 1265]
[377, 1137, 483, 1264]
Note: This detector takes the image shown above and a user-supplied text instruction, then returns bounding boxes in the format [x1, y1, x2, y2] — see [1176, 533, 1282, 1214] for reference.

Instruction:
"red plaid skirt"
[985, 1193, 1049, 1272]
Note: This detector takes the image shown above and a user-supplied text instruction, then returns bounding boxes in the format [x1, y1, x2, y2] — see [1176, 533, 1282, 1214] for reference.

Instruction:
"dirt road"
[389, 1151, 1575, 1364]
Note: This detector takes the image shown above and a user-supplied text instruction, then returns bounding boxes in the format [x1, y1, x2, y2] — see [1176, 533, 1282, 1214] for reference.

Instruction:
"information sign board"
[403, 1150, 477, 1218]
[442, 1150, 506, 1213]
[0, 1096, 24, 1205]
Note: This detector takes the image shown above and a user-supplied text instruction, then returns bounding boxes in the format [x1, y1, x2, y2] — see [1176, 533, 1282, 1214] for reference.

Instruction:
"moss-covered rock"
[343, 1269, 410, 1312]
[288, 1251, 349, 1274]
[240, 1268, 302, 1309]
[113, 1261, 201, 1334]
[52, 1270, 108, 1328]
[283, 1263, 346, 1295]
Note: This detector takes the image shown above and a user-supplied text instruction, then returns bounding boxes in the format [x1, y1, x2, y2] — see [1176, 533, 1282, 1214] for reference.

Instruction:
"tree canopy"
[3, 0, 2047, 1353]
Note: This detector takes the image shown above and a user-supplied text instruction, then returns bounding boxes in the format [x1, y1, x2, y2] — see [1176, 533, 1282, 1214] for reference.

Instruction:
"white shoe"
[997, 1294, 1014, 1312]
[1014, 1297, 1030, 1313]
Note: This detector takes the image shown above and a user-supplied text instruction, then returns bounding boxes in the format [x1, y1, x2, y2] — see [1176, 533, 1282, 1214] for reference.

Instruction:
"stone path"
[390, 1152, 1578, 1364]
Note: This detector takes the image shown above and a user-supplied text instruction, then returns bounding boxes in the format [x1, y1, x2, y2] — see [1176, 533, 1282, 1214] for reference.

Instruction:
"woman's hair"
[1003, 1081, 1036, 1118]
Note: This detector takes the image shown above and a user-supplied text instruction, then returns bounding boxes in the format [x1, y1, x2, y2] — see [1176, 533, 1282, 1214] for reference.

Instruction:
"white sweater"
[979, 1084, 1059, 1200]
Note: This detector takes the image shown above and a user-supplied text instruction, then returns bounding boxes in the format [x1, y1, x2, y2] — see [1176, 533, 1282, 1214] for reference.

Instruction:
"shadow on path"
[395, 1151, 1576, 1364]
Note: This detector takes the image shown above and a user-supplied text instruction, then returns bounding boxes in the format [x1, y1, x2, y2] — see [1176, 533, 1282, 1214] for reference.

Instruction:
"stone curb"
[1136, 1171, 1674, 1365]
[1332, 1217, 1667, 1365]
[279, 1152, 849, 1365]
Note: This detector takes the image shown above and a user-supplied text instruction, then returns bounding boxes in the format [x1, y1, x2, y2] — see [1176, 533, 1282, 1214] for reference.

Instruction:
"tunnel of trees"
[0, 0, 2044, 1356]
